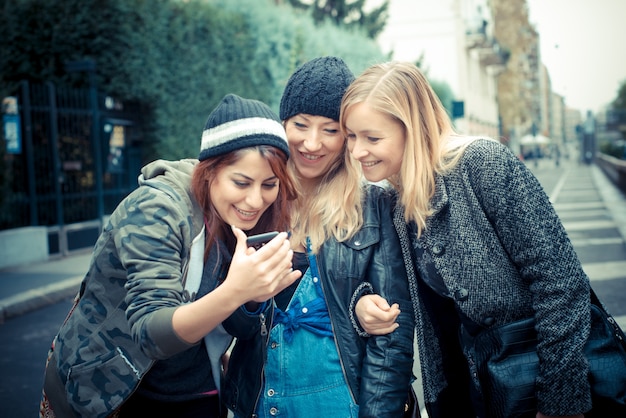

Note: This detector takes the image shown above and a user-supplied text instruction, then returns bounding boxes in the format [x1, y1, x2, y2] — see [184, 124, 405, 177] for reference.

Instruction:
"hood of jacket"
[138, 158, 204, 235]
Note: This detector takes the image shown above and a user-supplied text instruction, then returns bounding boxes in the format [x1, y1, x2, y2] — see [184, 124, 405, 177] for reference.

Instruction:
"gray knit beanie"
[279, 56, 355, 122]
[199, 94, 289, 161]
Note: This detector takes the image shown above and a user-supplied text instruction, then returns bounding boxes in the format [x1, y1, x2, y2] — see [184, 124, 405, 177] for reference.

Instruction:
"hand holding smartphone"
[246, 231, 279, 250]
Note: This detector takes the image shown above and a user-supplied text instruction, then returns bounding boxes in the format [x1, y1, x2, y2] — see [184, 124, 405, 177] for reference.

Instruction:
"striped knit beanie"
[199, 94, 289, 161]
[279, 56, 355, 122]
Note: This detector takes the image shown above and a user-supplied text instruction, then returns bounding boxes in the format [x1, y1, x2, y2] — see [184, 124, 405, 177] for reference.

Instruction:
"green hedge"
[1, 0, 386, 161]
[599, 139, 626, 160]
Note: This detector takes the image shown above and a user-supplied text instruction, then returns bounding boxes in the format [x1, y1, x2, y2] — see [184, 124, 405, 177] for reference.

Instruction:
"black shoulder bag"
[461, 288, 626, 417]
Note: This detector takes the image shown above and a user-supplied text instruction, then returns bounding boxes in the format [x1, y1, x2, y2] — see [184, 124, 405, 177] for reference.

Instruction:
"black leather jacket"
[222, 185, 415, 417]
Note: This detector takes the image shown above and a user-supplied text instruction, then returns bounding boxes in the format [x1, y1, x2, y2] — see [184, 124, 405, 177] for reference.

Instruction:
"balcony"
[467, 36, 509, 73]
[465, 20, 488, 49]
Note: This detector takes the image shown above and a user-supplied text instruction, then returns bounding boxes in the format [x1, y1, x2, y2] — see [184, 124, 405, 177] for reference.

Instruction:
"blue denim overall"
[254, 240, 358, 418]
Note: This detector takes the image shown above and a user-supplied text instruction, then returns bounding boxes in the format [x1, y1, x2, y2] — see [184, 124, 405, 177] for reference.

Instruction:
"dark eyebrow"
[232, 173, 278, 182]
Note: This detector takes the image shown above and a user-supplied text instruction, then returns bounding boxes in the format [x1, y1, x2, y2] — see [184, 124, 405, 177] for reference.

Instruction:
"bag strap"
[590, 286, 626, 348]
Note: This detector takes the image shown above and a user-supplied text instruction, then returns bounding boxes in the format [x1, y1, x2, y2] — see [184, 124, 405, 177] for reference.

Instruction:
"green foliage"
[599, 139, 626, 160]
[286, 0, 389, 39]
[114, 0, 265, 160]
[211, 0, 386, 110]
[429, 78, 455, 116]
[413, 54, 454, 116]
[1, 0, 385, 163]
[610, 80, 626, 145]
[1, 0, 132, 89]
[613, 79, 626, 110]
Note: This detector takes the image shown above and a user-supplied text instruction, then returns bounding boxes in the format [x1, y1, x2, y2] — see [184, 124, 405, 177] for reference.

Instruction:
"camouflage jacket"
[43, 159, 232, 418]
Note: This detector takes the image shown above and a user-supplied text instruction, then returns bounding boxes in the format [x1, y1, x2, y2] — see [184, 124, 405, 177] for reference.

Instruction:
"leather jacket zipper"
[259, 312, 268, 336]
[251, 303, 274, 416]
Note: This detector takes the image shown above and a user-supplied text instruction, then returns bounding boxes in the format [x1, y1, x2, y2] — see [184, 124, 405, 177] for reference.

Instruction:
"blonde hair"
[288, 141, 363, 253]
[340, 61, 477, 237]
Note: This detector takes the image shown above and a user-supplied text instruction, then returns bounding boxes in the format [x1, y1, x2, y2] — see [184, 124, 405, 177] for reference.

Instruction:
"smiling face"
[284, 113, 344, 188]
[344, 102, 406, 183]
[209, 149, 280, 230]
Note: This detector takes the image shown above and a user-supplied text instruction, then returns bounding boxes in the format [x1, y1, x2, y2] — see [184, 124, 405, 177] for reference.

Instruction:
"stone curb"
[0, 276, 81, 323]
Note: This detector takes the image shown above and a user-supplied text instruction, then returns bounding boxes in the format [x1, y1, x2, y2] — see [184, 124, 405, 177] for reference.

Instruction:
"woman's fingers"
[356, 294, 400, 334]
[250, 268, 301, 303]
[226, 230, 298, 303]
[253, 238, 294, 278]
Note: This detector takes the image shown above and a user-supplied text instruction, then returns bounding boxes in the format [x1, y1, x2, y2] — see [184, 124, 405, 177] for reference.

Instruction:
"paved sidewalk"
[528, 159, 626, 330]
[0, 250, 91, 321]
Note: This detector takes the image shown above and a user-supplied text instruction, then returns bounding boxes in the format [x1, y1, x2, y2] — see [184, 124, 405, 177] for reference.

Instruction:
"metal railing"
[1, 80, 145, 255]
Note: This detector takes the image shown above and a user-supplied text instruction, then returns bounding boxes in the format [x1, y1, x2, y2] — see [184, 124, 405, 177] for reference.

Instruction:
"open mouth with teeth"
[361, 161, 379, 167]
[235, 207, 258, 218]
[300, 152, 323, 161]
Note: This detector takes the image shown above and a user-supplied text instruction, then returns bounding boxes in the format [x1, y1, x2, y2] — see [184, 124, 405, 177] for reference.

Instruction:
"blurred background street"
[1, 0, 625, 417]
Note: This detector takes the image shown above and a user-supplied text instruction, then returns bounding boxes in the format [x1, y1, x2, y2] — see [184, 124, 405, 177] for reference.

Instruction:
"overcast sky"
[376, 0, 626, 113]
[526, 0, 626, 113]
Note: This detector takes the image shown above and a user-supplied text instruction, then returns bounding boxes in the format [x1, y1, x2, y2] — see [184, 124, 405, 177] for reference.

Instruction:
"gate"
[1, 80, 145, 256]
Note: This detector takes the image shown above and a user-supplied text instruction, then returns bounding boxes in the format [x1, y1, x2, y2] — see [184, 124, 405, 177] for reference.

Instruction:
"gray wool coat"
[397, 138, 592, 416]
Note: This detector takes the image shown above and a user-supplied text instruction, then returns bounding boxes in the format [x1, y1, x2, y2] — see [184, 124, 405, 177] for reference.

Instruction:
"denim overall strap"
[273, 237, 333, 342]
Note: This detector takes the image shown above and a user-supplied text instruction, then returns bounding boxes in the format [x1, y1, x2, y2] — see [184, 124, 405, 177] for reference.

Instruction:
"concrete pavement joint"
[562, 220, 618, 231]
[548, 166, 571, 203]
[591, 165, 626, 243]
[553, 202, 605, 210]
[582, 260, 626, 282]
[558, 209, 613, 220]
[570, 237, 624, 247]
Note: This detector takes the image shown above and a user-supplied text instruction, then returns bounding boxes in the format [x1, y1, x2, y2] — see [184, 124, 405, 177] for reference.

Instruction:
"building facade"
[377, 0, 506, 138]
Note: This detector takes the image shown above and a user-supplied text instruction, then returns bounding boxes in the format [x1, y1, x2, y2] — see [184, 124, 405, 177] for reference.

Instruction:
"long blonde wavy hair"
[340, 61, 477, 237]
[287, 138, 364, 253]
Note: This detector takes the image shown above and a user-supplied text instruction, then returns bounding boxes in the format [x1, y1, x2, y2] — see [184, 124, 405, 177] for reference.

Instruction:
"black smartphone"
[246, 231, 279, 250]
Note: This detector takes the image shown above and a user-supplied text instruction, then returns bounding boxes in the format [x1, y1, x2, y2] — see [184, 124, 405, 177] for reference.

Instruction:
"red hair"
[191, 146, 297, 260]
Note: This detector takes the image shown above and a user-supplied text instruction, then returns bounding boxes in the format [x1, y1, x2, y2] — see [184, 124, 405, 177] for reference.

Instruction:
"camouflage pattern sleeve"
[112, 184, 197, 358]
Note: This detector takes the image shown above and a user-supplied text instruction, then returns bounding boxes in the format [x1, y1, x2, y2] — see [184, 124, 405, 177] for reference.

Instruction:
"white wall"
[0, 227, 48, 269]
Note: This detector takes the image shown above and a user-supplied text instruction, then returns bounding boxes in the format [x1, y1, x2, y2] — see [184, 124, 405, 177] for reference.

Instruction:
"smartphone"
[246, 231, 279, 250]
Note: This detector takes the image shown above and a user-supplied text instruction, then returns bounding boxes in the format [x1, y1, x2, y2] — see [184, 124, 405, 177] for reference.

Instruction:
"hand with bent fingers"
[227, 226, 301, 304]
[355, 293, 401, 335]
[171, 227, 301, 344]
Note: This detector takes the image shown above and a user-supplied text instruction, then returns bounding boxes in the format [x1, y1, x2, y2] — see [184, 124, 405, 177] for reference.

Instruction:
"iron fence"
[1, 80, 145, 255]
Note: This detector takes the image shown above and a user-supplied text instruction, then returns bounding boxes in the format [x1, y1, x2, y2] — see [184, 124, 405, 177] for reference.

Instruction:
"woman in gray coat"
[340, 61, 592, 418]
